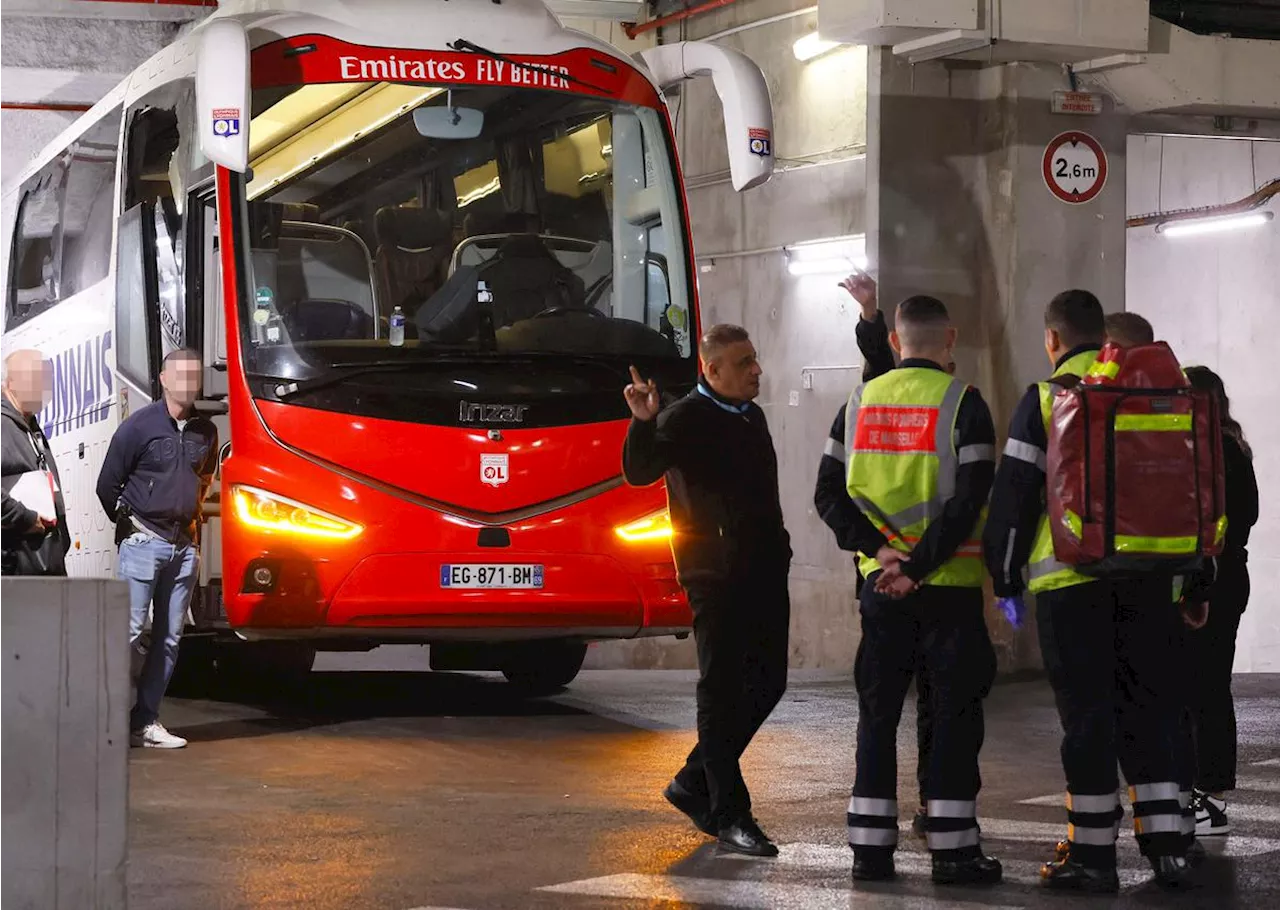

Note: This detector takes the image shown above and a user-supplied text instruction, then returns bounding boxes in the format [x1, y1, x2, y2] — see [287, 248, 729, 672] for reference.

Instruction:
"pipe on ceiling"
[1, 101, 93, 112]
[1127, 177, 1280, 228]
[624, 0, 741, 40]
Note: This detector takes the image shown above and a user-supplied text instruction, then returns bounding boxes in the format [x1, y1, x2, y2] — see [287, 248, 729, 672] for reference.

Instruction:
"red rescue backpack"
[1045, 341, 1226, 576]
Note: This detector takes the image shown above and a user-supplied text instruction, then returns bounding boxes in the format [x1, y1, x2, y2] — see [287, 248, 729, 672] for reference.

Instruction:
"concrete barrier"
[2, 578, 130, 910]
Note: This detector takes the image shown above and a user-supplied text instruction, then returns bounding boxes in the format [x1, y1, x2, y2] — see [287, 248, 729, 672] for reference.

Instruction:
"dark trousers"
[1037, 579, 1185, 866]
[857, 569, 933, 808]
[673, 570, 790, 827]
[848, 581, 995, 858]
[1187, 556, 1249, 793]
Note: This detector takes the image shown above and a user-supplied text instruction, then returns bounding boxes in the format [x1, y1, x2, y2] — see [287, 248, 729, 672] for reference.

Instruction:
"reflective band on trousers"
[1130, 782, 1181, 803]
[1068, 823, 1120, 845]
[1066, 792, 1120, 813]
[848, 796, 897, 817]
[928, 799, 977, 818]
[1135, 814, 1185, 835]
[927, 828, 980, 850]
[848, 826, 899, 847]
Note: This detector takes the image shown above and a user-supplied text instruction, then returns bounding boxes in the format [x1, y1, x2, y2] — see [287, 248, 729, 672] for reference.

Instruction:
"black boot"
[717, 817, 778, 857]
[932, 853, 1003, 885]
[1040, 858, 1120, 894]
[1186, 839, 1207, 867]
[911, 806, 928, 839]
[662, 780, 715, 836]
[851, 852, 896, 882]
[1150, 854, 1193, 889]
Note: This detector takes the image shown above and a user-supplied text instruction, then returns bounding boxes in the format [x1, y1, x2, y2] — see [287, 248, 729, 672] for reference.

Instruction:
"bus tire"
[501, 640, 587, 695]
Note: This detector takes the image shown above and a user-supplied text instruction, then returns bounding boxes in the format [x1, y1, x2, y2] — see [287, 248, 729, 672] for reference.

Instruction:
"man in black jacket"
[623, 324, 790, 857]
[1, 349, 69, 576]
[97, 348, 218, 750]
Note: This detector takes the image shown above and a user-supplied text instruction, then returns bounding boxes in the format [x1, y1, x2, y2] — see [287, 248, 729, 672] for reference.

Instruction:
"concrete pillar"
[867, 50, 1129, 670]
[2, 578, 130, 910]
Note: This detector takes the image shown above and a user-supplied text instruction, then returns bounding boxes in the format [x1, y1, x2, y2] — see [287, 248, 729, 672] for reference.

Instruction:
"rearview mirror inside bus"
[413, 106, 484, 140]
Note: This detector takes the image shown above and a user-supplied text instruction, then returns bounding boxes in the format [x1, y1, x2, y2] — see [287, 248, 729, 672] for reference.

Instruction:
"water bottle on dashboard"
[389, 306, 405, 346]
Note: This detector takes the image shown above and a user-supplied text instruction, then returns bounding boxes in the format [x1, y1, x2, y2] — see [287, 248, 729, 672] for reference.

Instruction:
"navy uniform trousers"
[847, 576, 996, 860]
[1037, 578, 1187, 866]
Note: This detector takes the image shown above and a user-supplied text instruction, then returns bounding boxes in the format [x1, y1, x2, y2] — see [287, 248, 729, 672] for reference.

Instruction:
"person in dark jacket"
[97, 348, 218, 750]
[623, 324, 790, 858]
[1181, 366, 1259, 836]
[1, 349, 69, 576]
[813, 270, 942, 839]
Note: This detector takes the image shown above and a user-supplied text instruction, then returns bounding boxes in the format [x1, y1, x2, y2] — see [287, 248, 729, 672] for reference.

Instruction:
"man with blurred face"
[622, 324, 791, 857]
[97, 349, 218, 749]
[2, 349, 69, 575]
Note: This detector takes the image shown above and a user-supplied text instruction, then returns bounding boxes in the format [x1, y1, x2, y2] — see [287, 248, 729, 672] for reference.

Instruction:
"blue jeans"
[118, 533, 199, 730]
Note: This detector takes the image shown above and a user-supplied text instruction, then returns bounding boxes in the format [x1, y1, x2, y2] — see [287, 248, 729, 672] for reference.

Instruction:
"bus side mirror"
[639, 41, 774, 192]
[196, 19, 251, 173]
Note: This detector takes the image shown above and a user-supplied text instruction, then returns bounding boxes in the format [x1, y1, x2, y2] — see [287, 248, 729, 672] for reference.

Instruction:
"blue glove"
[997, 595, 1026, 629]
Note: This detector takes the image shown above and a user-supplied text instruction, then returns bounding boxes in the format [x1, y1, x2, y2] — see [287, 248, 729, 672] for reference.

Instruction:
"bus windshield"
[239, 80, 694, 388]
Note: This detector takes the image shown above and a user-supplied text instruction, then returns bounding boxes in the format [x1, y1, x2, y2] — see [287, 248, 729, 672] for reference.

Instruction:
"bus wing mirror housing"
[196, 20, 251, 173]
[639, 41, 774, 192]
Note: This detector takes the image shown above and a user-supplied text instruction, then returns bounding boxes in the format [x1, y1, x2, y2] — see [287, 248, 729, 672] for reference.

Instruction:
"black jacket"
[622, 384, 791, 586]
[1, 398, 70, 576]
[96, 400, 218, 544]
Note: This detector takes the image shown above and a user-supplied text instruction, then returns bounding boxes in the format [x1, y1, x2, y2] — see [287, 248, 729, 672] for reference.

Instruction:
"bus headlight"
[231, 485, 363, 540]
[615, 510, 673, 543]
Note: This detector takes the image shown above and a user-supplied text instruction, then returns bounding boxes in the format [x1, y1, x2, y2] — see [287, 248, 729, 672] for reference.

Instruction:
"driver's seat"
[478, 233, 586, 328]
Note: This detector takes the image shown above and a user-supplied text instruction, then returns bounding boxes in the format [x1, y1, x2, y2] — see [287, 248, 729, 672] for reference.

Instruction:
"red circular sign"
[1042, 131, 1108, 204]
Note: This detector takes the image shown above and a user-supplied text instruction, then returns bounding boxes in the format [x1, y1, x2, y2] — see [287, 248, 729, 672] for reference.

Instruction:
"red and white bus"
[2, 0, 773, 690]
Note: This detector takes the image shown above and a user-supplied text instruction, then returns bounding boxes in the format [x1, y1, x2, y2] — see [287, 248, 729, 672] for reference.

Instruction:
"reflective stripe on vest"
[846, 367, 985, 588]
[1027, 349, 1101, 594]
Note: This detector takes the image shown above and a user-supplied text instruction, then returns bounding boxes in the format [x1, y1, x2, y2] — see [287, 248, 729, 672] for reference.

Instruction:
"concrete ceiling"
[1151, 0, 1280, 41]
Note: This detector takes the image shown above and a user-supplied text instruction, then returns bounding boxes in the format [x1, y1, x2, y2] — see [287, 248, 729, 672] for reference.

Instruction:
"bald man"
[1, 349, 69, 575]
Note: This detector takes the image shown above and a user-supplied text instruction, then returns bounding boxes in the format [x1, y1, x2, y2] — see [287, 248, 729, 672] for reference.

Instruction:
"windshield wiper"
[448, 38, 611, 96]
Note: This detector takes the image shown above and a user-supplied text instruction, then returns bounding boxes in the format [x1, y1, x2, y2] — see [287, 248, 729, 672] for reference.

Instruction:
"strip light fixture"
[1155, 210, 1274, 238]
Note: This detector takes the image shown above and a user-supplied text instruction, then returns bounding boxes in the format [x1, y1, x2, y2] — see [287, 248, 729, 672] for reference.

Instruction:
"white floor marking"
[723, 842, 1153, 889]
[539, 872, 1028, 910]
[1252, 758, 1280, 768]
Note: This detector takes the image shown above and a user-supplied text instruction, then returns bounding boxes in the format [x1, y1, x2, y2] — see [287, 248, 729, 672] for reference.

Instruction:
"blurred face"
[705, 340, 762, 402]
[3, 350, 51, 416]
[161, 355, 202, 411]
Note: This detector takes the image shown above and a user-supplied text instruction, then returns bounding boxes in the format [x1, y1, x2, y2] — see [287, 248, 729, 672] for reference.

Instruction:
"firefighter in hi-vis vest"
[983, 290, 1191, 893]
[841, 295, 1002, 887]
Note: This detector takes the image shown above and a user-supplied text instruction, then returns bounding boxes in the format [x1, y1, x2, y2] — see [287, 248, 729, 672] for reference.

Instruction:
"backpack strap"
[1045, 373, 1083, 390]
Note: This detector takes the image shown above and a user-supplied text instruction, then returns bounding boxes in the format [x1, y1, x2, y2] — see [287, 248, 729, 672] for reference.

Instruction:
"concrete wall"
[591, 0, 872, 670]
[865, 52, 1129, 673]
[2, 578, 130, 910]
[1126, 134, 1280, 672]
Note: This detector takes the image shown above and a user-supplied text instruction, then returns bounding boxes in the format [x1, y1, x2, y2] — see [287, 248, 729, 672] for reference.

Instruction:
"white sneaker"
[130, 722, 188, 749]
[1193, 790, 1230, 836]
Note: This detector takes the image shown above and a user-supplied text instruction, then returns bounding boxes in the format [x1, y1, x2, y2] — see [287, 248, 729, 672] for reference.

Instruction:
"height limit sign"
[1042, 131, 1107, 204]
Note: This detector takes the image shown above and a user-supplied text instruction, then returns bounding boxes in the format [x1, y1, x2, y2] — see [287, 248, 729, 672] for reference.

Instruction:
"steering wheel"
[533, 305, 606, 319]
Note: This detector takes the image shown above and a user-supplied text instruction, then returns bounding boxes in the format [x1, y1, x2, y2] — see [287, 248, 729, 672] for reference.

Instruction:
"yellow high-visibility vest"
[846, 367, 986, 588]
[1027, 349, 1101, 594]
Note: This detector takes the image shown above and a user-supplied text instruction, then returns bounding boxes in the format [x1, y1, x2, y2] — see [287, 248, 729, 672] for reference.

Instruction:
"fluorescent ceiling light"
[785, 234, 868, 276]
[1156, 210, 1274, 238]
[788, 256, 853, 276]
[793, 32, 840, 62]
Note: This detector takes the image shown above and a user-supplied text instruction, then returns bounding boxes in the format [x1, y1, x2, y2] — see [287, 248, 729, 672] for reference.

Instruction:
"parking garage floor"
[129, 654, 1280, 909]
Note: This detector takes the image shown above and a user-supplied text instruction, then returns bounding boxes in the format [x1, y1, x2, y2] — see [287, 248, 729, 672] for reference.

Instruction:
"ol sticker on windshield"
[748, 128, 771, 157]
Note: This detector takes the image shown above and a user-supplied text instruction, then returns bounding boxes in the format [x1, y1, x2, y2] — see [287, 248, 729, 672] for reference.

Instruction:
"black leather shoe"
[911, 807, 928, 839]
[851, 853, 896, 882]
[932, 853, 1003, 885]
[1150, 854, 1193, 889]
[1187, 839, 1207, 867]
[662, 780, 715, 836]
[1040, 858, 1120, 894]
[717, 818, 778, 857]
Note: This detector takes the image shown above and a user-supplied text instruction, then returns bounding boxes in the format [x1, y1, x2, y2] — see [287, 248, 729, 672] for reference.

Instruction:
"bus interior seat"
[478, 231, 586, 327]
[291, 298, 374, 342]
[540, 192, 609, 241]
[374, 206, 452, 311]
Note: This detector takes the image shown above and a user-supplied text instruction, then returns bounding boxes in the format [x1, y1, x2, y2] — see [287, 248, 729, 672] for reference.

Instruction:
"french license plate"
[440, 564, 544, 589]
